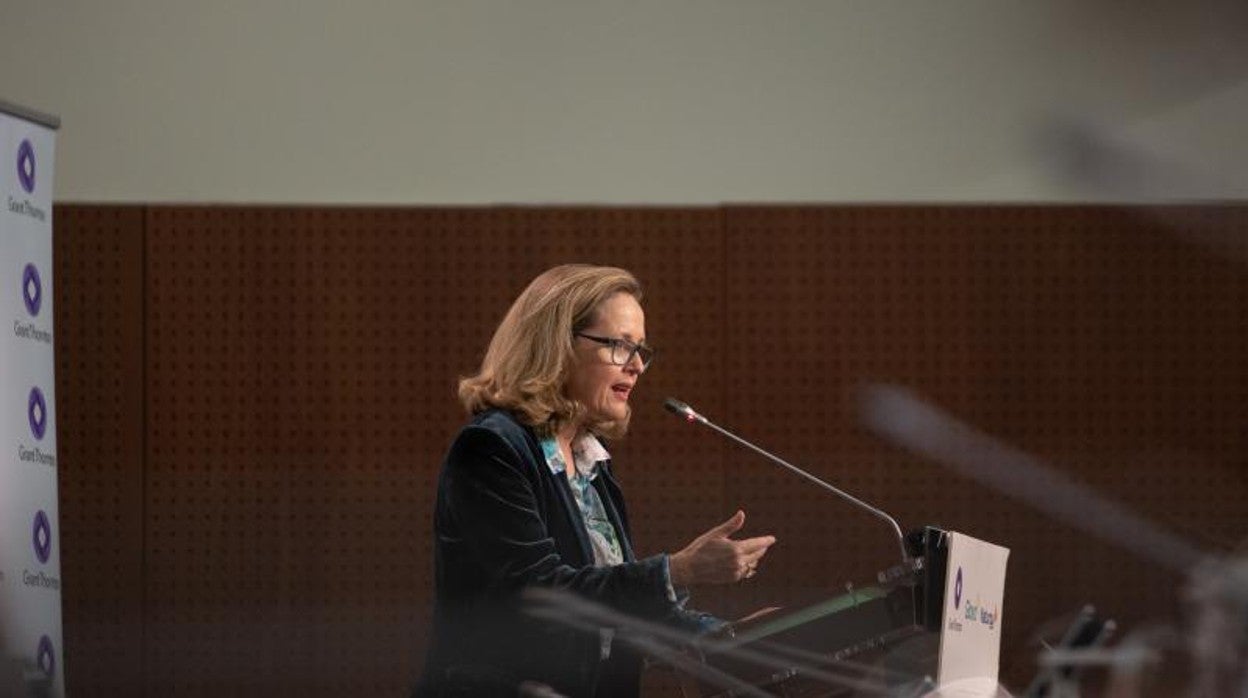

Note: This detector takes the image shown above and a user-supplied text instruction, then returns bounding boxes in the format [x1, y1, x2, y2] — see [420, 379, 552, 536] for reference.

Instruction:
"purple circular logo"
[32, 510, 52, 564]
[17, 139, 36, 194]
[954, 566, 964, 609]
[23, 263, 42, 317]
[36, 635, 55, 678]
[28, 386, 48, 440]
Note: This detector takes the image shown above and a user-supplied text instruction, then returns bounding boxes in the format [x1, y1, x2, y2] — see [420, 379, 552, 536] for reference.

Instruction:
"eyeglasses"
[574, 333, 656, 370]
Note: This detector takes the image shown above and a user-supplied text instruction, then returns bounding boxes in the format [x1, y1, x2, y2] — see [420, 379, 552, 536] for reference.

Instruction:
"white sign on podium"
[936, 531, 1010, 690]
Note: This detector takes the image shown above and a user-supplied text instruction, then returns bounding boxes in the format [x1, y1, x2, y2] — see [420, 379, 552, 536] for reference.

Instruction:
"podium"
[679, 528, 1010, 697]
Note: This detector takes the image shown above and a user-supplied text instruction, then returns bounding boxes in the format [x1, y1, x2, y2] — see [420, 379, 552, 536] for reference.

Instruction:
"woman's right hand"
[669, 510, 776, 587]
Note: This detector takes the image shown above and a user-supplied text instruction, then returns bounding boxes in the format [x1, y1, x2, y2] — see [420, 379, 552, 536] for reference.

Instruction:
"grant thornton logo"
[32, 510, 52, 564]
[23, 263, 42, 317]
[28, 386, 47, 440]
[17, 139, 36, 194]
[37, 636, 55, 679]
[954, 566, 963, 610]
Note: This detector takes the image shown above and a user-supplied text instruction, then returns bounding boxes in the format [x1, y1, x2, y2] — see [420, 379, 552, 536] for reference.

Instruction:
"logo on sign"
[32, 510, 52, 564]
[23, 263, 42, 317]
[28, 387, 47, 440]
[37, 636, 55, 679]
[17, 139, 36, 194]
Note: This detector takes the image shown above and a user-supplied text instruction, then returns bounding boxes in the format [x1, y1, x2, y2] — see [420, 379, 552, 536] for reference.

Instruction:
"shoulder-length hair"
[458, 264, 643, 439]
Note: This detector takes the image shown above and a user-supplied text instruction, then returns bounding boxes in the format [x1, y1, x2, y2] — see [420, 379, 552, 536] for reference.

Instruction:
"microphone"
[663, 398, 706, 424]
[663, 397, 912, 566]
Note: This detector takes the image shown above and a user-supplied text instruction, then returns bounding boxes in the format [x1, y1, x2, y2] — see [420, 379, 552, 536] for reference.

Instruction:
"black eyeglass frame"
[574, 333, 656, 370]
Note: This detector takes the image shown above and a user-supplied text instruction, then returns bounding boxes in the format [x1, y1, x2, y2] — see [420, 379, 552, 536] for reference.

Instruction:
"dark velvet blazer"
[417, 409, 702, 697]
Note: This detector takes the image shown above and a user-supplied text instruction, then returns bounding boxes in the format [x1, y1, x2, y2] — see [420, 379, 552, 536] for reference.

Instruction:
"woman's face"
[566, 292, 648, 428]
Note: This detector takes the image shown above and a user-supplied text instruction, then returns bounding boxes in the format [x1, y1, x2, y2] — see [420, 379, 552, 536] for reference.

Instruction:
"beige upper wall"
[2, 1, 1246, 204]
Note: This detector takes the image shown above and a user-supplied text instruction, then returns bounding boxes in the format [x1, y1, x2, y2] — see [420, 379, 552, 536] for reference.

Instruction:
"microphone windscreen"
[663, 398, 690, 416]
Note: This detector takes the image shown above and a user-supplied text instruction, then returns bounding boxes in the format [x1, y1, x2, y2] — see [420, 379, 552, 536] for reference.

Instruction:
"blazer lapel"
[543, 456, 595, 565]
[594, 465, 636, 562]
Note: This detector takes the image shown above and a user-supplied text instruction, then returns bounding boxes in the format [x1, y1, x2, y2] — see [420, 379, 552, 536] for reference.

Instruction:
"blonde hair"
[458, 264, 643, 439]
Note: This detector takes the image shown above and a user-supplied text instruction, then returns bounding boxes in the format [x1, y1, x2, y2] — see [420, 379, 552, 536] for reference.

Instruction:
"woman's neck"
[556, 421, 580, 451]
[555, 422, 583, 481]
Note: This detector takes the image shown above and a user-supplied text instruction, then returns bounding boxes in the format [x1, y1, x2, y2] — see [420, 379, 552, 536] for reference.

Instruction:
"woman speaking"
[417, 264, 775, 697]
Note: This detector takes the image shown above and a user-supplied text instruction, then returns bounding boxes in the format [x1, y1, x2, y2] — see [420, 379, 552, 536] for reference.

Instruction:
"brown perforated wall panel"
[53, 205, 145, 696]
[141, 207, 723, 697]
[723, 205, 1248, 686]
[53, 204, 1248, 695]
[143, 208, 488, 697]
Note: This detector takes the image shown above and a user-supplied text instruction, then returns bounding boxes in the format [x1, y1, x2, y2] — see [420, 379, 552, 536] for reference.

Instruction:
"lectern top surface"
[731, 585, 890, 644]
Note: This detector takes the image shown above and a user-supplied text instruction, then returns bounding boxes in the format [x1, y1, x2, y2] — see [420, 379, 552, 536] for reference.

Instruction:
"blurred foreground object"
[861, 384, 1247, 697]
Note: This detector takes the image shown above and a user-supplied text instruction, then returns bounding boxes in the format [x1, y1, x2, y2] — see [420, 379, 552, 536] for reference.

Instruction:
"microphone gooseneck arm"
[664, 398, 910, 565]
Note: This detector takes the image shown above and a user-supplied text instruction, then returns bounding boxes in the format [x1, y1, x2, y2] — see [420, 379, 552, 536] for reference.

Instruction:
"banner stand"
[1, 98, 63, 698]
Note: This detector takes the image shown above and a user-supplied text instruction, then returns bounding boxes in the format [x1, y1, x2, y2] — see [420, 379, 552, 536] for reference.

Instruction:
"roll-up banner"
[0, 99, 63, 697]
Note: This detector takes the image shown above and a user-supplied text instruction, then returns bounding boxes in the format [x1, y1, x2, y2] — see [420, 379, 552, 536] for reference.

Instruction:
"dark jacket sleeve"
[440, 423, 675, 619]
